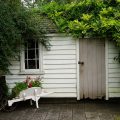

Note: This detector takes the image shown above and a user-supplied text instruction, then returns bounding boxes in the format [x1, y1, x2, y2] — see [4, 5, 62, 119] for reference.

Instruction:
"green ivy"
[39, 0, 120, 61]
[0, 1, 49, 75]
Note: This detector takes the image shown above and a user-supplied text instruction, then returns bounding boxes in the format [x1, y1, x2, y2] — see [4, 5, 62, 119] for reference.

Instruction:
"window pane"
[37, 60, 39, 69]
[28, 50, 35, 59]
[25, 60, 28, 69]
[28, 60, 36, 69]
[24, 40, 39, 69]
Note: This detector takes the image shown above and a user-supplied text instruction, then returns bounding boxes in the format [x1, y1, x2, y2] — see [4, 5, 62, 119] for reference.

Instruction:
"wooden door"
[79, 38, 105, 99]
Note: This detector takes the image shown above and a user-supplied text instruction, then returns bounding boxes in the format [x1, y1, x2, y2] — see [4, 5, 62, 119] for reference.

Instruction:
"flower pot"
[19, 87, 42, 98]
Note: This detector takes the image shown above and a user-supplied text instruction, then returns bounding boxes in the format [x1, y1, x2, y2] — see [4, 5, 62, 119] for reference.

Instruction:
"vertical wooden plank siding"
[105, 40, 109, 100]
[107, 41, 120, 98]
[76, 39, 80, 100]
[5, 34, 78, 98]
[80, 38, 105, 99]
[101, 43, 106, 97]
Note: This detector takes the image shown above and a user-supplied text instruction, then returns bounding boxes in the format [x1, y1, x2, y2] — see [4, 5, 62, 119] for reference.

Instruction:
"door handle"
[78, 61, 84, 65]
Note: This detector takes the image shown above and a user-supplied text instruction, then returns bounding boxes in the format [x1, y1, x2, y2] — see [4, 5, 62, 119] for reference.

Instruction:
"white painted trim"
[18, 71, 45, 75]
[46, 34, 107, 38]
[39, 44, 44, 73]
[20, 42, 43, 74]
[76, 39, 80, 100]
[105, 39, 109, 100]
[46, 33, 71, 37]
[20, 47, 25, 72]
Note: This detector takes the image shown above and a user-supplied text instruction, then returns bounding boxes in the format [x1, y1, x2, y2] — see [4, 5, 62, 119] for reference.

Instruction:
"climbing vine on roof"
[39, 0, 120, 61]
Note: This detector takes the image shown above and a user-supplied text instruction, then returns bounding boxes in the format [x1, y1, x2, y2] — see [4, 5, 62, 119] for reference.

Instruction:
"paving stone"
[73, 111, 86, 120]
[58, 104, 72, 120]
[0, 99, 120, 120]
[87, 118, 100, 120]
[85, 112, 100, 120]
[99, 113, 114, 120]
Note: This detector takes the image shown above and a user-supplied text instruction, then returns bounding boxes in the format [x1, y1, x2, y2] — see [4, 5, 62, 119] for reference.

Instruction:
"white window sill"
[19, 71, 45, 75]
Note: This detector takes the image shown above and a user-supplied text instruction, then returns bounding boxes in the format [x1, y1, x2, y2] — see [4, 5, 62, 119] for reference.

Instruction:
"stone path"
[0, 99, 120, 120]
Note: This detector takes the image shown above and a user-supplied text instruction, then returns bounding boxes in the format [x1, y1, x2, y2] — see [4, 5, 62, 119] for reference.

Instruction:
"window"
[20, 40, 43, 74]
[25, 40, 39, 69]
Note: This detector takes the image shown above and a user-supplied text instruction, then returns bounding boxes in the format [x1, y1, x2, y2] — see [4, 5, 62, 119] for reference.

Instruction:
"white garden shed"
[5, 17, 120, 100]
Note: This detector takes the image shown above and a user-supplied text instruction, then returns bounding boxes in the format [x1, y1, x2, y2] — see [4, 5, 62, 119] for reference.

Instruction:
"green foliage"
[39, 0, 120, 60]
[11, 82, 28, 98]
[0, 1, 21, 74]
[11, 76, 42, 98]
[30, 80, 42, 87]
[0, 1, 49, 75]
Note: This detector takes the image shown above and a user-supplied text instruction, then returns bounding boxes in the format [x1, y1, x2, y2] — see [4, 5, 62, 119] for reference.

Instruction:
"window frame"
[20, 42, 43, 75]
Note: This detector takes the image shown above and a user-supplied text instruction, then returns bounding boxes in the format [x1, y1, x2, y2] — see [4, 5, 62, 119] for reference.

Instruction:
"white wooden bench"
[8, 87, 53, 108]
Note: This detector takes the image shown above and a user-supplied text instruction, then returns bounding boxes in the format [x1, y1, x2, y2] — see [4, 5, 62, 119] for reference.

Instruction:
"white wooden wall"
[6, 34, 78, 98]
[6, 36, 120, 99]
[107, 41, 120, 98]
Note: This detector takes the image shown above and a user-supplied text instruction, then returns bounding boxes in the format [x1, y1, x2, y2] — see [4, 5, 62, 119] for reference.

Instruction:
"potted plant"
[11, 76, 42, 98]
[8, 76, 53, 109]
